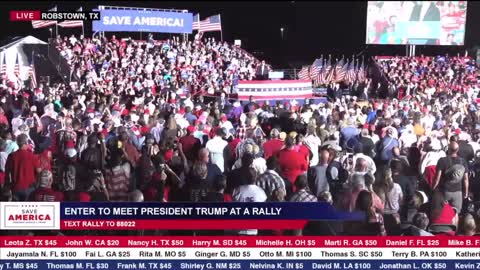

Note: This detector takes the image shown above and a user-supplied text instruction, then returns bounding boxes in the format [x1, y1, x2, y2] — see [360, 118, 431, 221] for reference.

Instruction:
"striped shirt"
[256, 170, 285, 200]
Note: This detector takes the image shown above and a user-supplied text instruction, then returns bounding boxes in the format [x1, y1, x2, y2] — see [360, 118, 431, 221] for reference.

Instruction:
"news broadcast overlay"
[366, 1, 467, 45]
[2, 237, 480, 270]
[92, 9, 193, 33]
[0, 202, 362, 230]
[9, 11, 100, 21]
[2, 203, 480, 270]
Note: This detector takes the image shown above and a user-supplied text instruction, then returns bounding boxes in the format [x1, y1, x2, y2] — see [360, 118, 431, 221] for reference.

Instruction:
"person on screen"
[444, 33, 458, 45]
[379, 25, 403, 45]
[409, 1, 441, 21]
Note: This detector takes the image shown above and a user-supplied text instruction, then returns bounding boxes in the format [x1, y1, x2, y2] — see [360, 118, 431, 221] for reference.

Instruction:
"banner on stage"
[234, 80, 313, 101]
[92, 9, 193, 33]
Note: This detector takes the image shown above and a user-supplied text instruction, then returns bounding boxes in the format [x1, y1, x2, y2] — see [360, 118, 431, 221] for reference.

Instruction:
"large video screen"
[366, 1, 467, 45]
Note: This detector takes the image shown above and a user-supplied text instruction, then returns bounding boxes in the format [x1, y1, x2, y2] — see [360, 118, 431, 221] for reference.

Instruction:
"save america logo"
[0, 202, 60, 230]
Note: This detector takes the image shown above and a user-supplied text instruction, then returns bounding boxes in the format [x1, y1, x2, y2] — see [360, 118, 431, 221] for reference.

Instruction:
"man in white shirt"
[205, 128, 228, 173]
[232, 167, 267, 235]
[304, 126, 321, 167]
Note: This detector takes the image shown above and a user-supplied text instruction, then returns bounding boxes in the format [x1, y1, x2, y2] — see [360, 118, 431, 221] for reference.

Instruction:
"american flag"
[313, 59, 325, 86]
[32, 7, 57, 29]
[298, 66, 310, 80]
[356, 60, 366, 83]
[309, 58, 323, 79]
[326, 61, 337, 84]
[335, 59, 349, 83]
[29, 56, 37, 88]
[192, 14, 200, 30]
[0, 55, 6, 77]
[14, 54, 20, 77]
[58, 7, 83, 28]
[319, 58, 331, 85]
[197, 14, 222, 32]
[345, 59, 356, 84]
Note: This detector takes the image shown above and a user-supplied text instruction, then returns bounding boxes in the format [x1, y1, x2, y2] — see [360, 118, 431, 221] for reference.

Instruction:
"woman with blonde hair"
[162, 115, 179, 143]
[458, 213, 477, 236]
[374, 168, 403, 235]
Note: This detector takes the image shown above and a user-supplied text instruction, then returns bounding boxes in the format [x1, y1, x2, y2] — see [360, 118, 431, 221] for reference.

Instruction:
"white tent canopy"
[0, 35, 47, 82]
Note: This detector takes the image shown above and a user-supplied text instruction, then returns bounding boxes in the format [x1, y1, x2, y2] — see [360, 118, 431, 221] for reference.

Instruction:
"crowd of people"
[0, 34, 479, 237]
[376, 55, 478, 99]
[56, 33, 261, 97]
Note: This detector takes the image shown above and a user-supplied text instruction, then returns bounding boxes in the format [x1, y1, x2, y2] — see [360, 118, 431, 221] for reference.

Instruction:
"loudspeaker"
[40, 76, 50, 85]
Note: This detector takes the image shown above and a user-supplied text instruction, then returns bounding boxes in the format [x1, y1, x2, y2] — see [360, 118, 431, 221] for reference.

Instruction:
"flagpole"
[31, 50, 34, 89]
[219, 14, 223, 42]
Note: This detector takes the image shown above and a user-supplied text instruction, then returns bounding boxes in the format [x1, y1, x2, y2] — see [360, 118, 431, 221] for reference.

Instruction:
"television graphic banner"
[2, 202, 480, 270]
[92, 9, 193, 33]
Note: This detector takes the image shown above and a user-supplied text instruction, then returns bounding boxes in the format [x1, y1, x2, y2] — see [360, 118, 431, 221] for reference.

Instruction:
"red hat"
[455, 128, 461, 135]
[187, 126, 196, 133]
[429, 202, 457, 234]
[140, 126, 150, 135]
[363, 124, 369, 129]
[78, 192, 91, 202]
[164, 149, 174, 162]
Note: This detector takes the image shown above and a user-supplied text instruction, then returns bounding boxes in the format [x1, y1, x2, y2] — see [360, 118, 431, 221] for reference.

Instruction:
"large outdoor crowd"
[0, 34, 479, 237]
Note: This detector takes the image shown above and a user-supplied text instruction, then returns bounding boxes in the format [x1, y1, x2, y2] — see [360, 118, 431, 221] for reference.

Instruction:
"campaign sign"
[0, 202, 60, 230]
[92, 9, 193, 33]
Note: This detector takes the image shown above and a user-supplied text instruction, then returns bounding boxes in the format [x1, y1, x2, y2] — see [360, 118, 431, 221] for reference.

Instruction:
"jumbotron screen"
[366, 1, 467, 45]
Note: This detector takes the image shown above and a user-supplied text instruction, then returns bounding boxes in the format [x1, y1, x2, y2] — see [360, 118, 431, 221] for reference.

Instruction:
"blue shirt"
[367, 111, 377, 123]
[380, 136, 399, 161]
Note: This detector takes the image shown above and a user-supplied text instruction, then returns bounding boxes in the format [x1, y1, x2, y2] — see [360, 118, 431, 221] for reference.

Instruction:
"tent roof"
[0, 35, 47, 51]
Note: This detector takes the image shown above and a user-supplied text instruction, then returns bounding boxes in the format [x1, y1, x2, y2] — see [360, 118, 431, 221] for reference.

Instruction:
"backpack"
[326, 160, 349, 192]
[443, 158, 466, 190]
[345, 135, 361, 153]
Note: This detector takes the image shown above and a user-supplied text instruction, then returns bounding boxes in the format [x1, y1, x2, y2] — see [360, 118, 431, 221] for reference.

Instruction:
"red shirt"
[297, 145, 310, 163]
[276, 148, 308, 185]
[228, 138, 242, 159]
[6, 149, 40, 192]
[263, 139, 284, 160]
[32, 188, 64, 202]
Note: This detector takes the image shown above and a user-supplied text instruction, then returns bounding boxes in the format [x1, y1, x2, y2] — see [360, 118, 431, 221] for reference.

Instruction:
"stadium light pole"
[280, 28, 284, 40]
